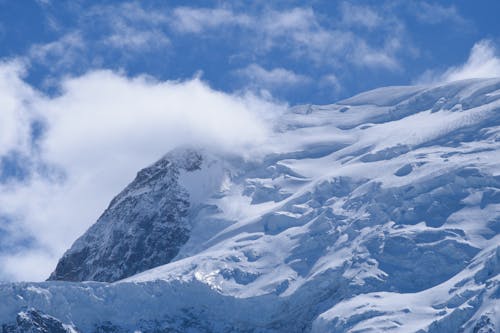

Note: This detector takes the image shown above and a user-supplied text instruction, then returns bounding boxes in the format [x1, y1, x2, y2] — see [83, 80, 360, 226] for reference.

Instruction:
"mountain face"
[2, 309, 77, 333]
[1, 78, 500, 332]
[48, 149, 201, 282]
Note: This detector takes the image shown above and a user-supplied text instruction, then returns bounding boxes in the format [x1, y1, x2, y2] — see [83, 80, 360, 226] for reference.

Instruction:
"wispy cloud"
[34, 0, 51, 6]
[29, 32, 85, 70]
[171, 5, 407, 71]
[0, 61, 36, 157]
[171, 7, 251, 33]
[340, 2, 382, 29]
[320, 74, 342, 93]
[418, 40, 500, 83]
[105, 26, 169, 50]
[413, 2, 468, 26]
[24, 1, 421, 100]
[91, 2, 170, 51]
[441, 40, 500, 81]
[27, 2, 171, 74]
[236, 64, 310, 91]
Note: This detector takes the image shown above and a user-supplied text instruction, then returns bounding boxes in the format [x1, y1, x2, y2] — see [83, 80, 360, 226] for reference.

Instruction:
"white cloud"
[353, 39, 402, 70]
[418, 40, 500, 83]
[29, 2, 171, 72]
[320, 74, 342, 93]
[413, 2, 467, 26]
[441, 40, 500, 82]
[20, 2, 416, 102]
[95, 2, 170, 51]
[108, 2, 168, 25]
[35, 0, 51, 6]
[340, 2, 381, 29]
[0, 66, 284, 282]
[171, 7, 251, 33]
[106, 26, 170, 50]
[170, 5, 404, 71]
[262, 8, 403, 70]
[236, 64, 310, 90]
[0, 61, 36, 157]
[261, 7, 316, 34]
[29, 32, 85, 70]
[0, 250, 55, 282]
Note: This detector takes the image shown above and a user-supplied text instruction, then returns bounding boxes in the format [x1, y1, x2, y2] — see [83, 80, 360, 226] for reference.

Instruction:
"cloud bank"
[0, 64, 283, 281]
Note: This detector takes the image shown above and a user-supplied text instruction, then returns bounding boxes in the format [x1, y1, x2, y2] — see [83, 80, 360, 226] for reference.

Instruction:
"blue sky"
[1, 0, 500, 103]
[1, 0, 500, 281]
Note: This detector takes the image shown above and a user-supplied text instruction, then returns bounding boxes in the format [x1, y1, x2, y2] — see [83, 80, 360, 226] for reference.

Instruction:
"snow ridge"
[1, 78, 500, 332]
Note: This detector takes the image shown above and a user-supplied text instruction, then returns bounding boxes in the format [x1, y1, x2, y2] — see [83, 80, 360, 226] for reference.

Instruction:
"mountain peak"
[3, 79, 499, 332]
[47, 149, 200, 282]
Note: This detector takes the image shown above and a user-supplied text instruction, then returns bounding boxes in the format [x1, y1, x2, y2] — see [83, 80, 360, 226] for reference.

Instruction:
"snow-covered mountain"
[1, 78, 500, 332]
[48, 149, 200, 282]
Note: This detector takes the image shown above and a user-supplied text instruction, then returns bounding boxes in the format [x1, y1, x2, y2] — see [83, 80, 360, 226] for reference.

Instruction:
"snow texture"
[1, 78, 500, 332]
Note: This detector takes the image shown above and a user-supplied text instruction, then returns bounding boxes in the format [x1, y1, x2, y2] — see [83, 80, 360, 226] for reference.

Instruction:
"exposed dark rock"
[48, 149, 202, 282]
[2, 309, 77, 333]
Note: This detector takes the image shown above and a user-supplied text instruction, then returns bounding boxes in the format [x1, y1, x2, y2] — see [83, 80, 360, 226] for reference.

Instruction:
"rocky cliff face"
[2, 309, 77, 333]
[47, 149, 204, 282]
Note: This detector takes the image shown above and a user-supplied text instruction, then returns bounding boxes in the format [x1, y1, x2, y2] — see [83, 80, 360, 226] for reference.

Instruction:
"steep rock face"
[1, 309, 77, 333]
[47, 149, 203, 282]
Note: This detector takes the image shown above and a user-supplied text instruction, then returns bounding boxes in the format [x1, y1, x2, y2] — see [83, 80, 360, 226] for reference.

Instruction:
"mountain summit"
[2, 78, 500, 332]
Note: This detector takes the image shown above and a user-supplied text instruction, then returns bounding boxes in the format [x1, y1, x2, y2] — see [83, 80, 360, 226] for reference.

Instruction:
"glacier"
[1, 78, 500, 332]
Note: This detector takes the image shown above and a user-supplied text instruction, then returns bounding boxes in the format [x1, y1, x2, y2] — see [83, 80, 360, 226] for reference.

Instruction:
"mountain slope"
[48, 149, 202, 282]
[1, 78, 500, 332]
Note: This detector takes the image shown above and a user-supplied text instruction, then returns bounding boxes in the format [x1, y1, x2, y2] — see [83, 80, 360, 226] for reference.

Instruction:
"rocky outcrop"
[47, 149, 203, 282]
[2, 309, 76, 333]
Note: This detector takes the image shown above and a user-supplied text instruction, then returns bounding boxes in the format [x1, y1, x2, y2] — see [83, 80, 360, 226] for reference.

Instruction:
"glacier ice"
[1, 78, 500, 332]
